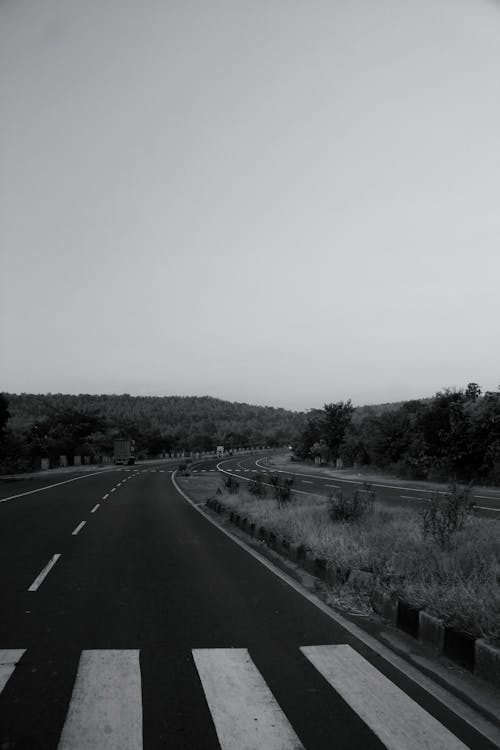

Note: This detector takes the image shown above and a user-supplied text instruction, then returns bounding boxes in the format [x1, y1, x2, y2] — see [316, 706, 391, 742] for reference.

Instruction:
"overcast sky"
[1, 0, 499, 411]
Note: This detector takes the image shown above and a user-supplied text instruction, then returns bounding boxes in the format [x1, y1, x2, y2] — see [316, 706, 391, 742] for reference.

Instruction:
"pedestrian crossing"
[0, 645, 470, 749]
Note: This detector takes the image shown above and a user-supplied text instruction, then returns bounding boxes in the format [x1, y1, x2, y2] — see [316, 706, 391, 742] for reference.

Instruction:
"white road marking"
[72, 521, 86, 536]
[0, 470, 116, 504]
[0, 650, 25, 694]
[252, 459, 455, 495]
[193, 648, 304, 750]
[216, 464, 325, 498]
[102, 494, 109, 500]
[301, 480, 313, 484]
[90, 504, 100, 513]
[58, 650, 142, 750]
[28, 554, 61, 591]
[159, 470, 165, 473]
[324, 484, 340, 489]
[301, 645, 468, 750]
[476, 505, 500, 512]
[172, 472, 500, 748]
[401, 495, 425, 502]
[110, 488, 116, 493]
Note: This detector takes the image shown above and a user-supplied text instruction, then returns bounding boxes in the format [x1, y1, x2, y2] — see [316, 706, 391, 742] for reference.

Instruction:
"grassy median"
[187, 469, 500, 644]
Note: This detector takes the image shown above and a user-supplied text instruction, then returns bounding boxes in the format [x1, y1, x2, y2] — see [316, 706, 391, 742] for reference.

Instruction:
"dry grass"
[176, 474, 224, 503]
[219, 486, 500, 642]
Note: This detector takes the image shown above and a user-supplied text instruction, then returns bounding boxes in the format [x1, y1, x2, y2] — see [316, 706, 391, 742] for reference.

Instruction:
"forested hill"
[3, 393, 306, 461]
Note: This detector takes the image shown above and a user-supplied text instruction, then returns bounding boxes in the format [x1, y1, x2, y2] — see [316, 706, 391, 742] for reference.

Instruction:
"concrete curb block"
[419, 611, 445, 653]
[475, 639, 500, 690]
[204, 498, 500, 690]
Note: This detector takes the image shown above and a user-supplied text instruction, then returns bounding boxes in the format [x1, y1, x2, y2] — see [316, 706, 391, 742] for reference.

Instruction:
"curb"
[206, 497, 500, 692]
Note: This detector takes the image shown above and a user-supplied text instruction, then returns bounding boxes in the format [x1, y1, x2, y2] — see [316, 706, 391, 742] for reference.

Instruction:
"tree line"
[0, 393, 306, 473]
[294, 383, 500, 484]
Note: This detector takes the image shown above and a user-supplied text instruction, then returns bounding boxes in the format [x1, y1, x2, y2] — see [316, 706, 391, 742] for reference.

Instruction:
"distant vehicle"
[216, 445, 224, 458]
[114, 439, 135, 465]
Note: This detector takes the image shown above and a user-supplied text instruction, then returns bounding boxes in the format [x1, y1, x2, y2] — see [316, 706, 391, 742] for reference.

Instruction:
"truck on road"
[113, 439, 135, 465]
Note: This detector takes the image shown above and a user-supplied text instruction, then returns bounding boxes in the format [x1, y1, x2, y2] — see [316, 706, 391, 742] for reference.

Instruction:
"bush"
[268, 474, 294, 506]
[223, 475, 240, 494]
[328, 485, 375, 523]
[421, 483, 475, 550]
[178, 462, 192, 476]
[248, 475, 267, 498]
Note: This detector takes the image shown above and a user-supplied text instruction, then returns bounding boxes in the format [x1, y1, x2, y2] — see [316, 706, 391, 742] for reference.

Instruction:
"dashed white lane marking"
[58, 650, 143, 750]
[401, 495, 425, 502]
[301, 480, 313, 484]
[72, 521, 86, 536]
[90, 504, 100, 513]
[325, 484, 340, 489]
[102, 494, 109, 500]
[0, 650, 25, 694]
[28, 554, 61, 591]
[159, 470, 165, 473]
[110, 488, 116, 493]
[193, 648, 304, 750]
[301, 645, 468, 750]
[0, 470, 116, 504]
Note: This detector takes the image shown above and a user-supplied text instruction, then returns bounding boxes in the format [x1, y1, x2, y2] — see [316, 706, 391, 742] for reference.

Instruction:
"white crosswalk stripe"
[193, 648, 304, 750]
[58, 650, 143, 750]
[0, 650, 25, 694]
[0, 645, 473, 749]
[301, 645, 469, 750]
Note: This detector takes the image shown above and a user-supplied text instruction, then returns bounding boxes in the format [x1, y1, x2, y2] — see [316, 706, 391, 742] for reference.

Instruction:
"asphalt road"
[0, 461, 497, 748]
[213, 454, 500, 516]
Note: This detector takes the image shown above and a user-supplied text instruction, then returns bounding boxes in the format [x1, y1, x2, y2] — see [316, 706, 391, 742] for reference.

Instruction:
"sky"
[1, 0, 499, 411]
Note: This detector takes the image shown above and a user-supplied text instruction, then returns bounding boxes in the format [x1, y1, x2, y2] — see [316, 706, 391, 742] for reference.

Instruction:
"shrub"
[178, 462, 191, 476]
[223, 475, 240, 494]
[420, 483, 475, 550]
[248, 475, 267, 498]
[328, 485, 375, 523]
[268, 474, 294, 506]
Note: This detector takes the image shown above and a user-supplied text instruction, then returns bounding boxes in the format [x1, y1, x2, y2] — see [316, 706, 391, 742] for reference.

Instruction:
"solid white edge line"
[28, 553, 61, 591]
[0, 650, 26, 694]
[72, 521, 86, 536]
[250, 459, 500, 507]
[90, 504, 100, 513]
[216, 463, 323, 498]
[0, 470, 117, 504]
[171, 470, 500, 748]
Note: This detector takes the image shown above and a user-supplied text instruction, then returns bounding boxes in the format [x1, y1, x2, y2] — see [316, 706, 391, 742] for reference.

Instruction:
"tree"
[322, 400, 354, 459]
[0, 393, 10, 443]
